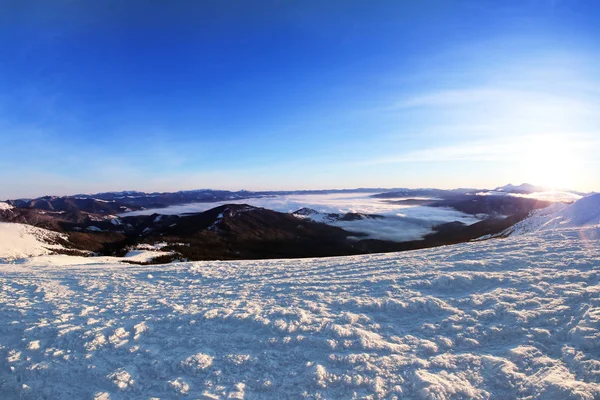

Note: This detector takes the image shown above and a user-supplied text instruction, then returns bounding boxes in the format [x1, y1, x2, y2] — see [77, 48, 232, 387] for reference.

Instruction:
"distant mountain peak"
[494, 183, 544, 193]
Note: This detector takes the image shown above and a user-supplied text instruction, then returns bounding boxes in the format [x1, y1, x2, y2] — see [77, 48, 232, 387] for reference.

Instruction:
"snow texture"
[1, 223, 599, 399]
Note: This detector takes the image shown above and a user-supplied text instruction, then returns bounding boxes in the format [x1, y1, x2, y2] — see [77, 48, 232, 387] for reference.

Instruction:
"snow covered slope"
[554, 193, 600, 227]
[504, 193, 600, 236]
[1, 224, 599, 399]
[0, 222, 66, 262]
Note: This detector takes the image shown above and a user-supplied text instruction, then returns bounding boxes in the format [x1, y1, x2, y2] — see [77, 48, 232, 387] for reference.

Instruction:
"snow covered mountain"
[0, 215, 599, 398]
[494, 183, 545, 194]
[0, 222, 67, 262]
[503, 193, 600, 236]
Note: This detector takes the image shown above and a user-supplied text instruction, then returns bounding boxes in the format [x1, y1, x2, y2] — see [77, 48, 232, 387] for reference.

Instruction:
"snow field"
[0, 226, 599, 399]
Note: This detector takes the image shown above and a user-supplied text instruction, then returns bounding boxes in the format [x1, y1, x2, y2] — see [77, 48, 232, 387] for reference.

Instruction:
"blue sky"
[1, 0, 599, 198]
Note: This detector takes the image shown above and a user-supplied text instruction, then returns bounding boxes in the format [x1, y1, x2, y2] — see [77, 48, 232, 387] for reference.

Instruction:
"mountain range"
[0, 185, 570, 262]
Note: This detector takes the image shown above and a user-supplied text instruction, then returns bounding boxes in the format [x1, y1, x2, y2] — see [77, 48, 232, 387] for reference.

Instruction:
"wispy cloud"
[393, 88, 594, 114]
[355, 133, 600, 166]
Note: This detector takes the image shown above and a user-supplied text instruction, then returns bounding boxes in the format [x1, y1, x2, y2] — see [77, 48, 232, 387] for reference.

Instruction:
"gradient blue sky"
[1, 0, 599, 198]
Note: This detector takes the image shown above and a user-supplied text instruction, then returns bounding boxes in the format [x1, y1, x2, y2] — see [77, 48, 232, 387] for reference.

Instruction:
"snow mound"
[0, 201, 14, 210]
[0, 225, 599, 398]
[505, 193, 600, 236]
[0, 222, 67, 262]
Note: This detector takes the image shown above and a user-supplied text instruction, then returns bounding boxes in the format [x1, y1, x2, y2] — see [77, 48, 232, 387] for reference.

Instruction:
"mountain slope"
[7, 196, 138, 214]
[430, 195, 552, 216]
[0, 224, 598, 399]
[149, 204, 365, 260]
[503, 193, 600, 236]
[0, 222, 67, 262]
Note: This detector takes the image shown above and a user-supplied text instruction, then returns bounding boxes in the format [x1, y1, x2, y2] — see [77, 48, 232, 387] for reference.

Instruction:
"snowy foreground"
[1, 227, 600, 399]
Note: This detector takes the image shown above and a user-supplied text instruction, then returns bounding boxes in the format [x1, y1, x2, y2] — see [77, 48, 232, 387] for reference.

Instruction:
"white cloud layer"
[123, 193, 481, 241]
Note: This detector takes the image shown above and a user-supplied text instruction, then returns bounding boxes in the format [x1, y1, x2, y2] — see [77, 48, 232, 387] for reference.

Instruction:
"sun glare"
[518, 136, 580, 190]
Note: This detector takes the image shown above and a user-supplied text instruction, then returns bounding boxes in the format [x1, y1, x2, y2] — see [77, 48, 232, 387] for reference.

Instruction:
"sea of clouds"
[122, 193, 482, 241]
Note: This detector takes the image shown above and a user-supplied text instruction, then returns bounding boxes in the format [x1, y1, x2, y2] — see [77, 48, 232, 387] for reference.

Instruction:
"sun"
[518, 135, 580, 190]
